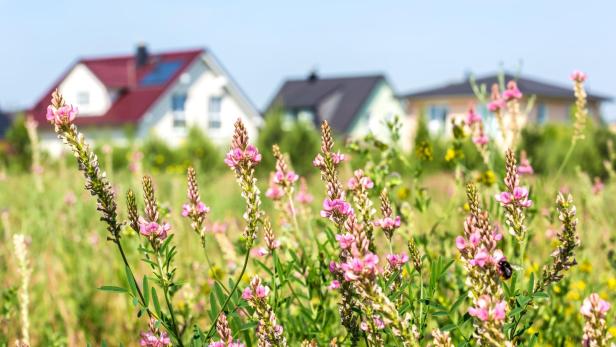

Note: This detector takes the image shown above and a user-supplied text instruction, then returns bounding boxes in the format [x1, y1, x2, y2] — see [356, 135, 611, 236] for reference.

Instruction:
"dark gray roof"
[267, 74, 385, 133]
[403, 73, 611, 102]
[0, 111, 12, 139]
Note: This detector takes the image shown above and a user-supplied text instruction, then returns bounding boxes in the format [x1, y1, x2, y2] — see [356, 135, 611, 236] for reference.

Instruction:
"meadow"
[1, 74, 615, 347]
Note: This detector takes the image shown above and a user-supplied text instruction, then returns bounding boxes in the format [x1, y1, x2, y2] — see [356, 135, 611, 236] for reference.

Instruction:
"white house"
[28, 45, 261, 155]
[266, 73, 411, 150]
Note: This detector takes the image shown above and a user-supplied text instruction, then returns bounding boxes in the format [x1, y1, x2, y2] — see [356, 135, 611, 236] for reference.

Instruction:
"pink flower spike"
[503, 81, 523, 101]
[570, 70, 587, 83]
[487, 99, 505, 112]
[472, 135, 489, 146]
[470, 249, 490, 267]
[465, 107, 482, 125]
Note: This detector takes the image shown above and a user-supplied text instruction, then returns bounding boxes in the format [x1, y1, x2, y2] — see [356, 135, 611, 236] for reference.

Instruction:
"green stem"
[206, 251, 251, 339]
[554, 142, 576, 184]
[272, 251, 279, 309]
[156, 253, 183, 347]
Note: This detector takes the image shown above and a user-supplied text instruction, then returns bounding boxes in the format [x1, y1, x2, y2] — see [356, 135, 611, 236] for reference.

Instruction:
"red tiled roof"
[29, 48, 204, 127]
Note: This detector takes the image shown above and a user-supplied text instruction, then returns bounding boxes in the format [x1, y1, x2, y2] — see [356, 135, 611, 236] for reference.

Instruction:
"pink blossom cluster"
[339, 252, 379, 281]
[517, 152, 534, 175]
[265, 175, 285, 200]
[456, 230, 504, 268]
[495, 187, 532, 208]
[273, 170, 299, 186]
[224, 144, 262, 170]
[592, 177, 604, 195]
[347, 170, 374, 190]
[465, 106, 489, 147]
[468, 295, 507, 322]
[181, 201, 210, 218]
[465, 107, 482, 126]
[208, 342, 246, 347]
[373, 216, 401, 233]
[139, 319, 171, 347]
[321, 198, 354, 220]
[295, 178, 313, 205]
[335, 233, 355, 249]
[313, 152, 346, 168]
[502, 81, 523, 102]
[139, 219, 171, 241]
[360, 317, 385, 331]
[242, 282, 270, 300]
[580, 293, 611, 318]
[46, 104, 78, 126]
[571, 70, 587, 83]
[386, 253, 409, 268]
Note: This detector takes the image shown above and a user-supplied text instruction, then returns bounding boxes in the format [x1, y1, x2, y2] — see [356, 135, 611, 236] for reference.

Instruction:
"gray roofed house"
[266, 72, 410, 148]
[401, 73, 611, 135]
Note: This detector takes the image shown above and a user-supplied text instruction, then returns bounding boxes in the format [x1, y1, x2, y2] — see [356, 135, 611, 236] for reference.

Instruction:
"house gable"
[58, 63, 111, 116]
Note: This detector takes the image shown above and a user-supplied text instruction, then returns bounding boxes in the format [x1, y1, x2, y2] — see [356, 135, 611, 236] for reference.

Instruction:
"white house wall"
[348, 82, 412, 150]
[58, 63, 111, 116]
[141, 54, 258, 147]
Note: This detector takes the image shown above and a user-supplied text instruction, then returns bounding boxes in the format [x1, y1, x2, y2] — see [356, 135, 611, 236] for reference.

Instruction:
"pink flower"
[469, 232, 481, 247]
[224, 145, 261, 169]
[571, 70, 587, 83]
[468, 296, 507, 322]
[592, 177, 604, 195]
[46, 104, 78, 126]
[208, 342, 226, 347]
[374, 216, 401, 231]
[466, 107, 482, 125]
[266, 185, 284, 200]
[320, 198, 354, 219]
[241, 287, 253, 300]
[386, 253, 409, 268]
[580, 293, 611, 318]
[274, 170, 299, 184]
[140, 331, 171, 347]
[255, 284, 270, 298]
[363, 253, 379, 269]
[455, 236, 467, 250]
[340, 254, 379, 281]
[503, 81, 523, 101]
[472, 134, 488, 146]
[312, 154, 325, 168]
[181, 204, 191, 217]
[256, 247, 268, 257]
[469, 248, 491, 267]
[139, 220, 170, 240]
[332, 152, 346, 164]
[487, 99, 505, 112]
[374, 317, 385, 330]
[335, 233, 355, 249]
[493, 300, 507, 321]
[328, 280, 341, 290]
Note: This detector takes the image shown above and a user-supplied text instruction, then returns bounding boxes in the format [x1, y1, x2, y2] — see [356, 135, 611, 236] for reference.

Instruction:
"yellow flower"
[572, 280, 586, 291]
[607, 277, 616, 290]
[396, 187, 411, 200]
[477, 170, 496, 186]
[608, 326, 616, 338]
[463, 203, 470, 212]
[579, 260, 592, 273]
[445, 148, 456, 162]
[526, 262, 539, 277]
[553, 284, 562, 294]
[566, 290, 580, 301]
[526, 325, 538, 335]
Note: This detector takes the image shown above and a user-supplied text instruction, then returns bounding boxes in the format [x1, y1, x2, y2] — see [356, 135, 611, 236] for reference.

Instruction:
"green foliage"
[178, 127, 223, 176]
[4, 113, 30, 170]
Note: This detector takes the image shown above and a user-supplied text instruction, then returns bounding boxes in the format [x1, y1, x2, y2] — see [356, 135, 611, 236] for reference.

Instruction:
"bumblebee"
[497, 259, 513, 280]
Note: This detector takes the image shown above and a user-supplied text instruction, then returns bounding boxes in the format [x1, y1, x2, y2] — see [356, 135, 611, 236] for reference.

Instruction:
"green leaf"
[98, 285, 128, 293]
[142, 276, 150, 307]
[527, 272, 535, 293]
[151, 287, 162, 317]
[125, 266, 139, 298]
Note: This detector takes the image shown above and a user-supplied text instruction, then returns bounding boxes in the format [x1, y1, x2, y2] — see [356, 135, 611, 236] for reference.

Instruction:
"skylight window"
[140, 60, 182, 86]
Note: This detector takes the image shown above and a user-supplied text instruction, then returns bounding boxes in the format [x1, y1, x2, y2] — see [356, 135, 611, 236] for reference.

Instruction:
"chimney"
[135, 43, 149, 67]
[307, 69, 319, 83]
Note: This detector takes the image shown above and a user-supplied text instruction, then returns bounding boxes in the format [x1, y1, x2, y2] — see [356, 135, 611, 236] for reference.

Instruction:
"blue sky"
[1, 0, 615, 118]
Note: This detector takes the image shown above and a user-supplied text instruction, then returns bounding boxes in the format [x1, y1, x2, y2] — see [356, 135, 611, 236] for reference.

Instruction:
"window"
[428, 105, 448, 123]
[172, 94, 187, 128]
[537, 103, 548, 124]
[208, 96, 222, 129]
[77, 91, 90, 106]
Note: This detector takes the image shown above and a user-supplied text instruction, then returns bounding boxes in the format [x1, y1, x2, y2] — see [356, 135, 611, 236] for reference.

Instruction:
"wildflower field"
[1, 73, 616, 347]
